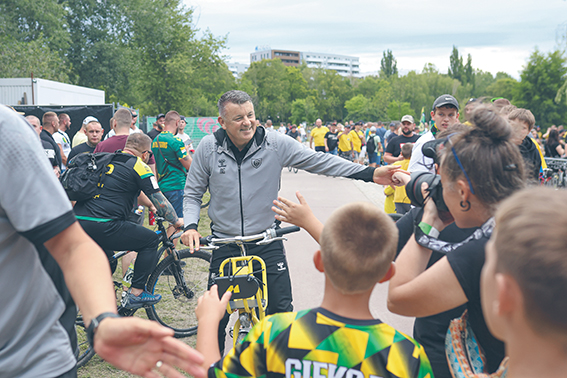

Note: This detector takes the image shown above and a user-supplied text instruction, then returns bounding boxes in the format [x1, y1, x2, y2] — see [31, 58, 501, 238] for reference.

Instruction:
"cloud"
[187, 0, 567, 78]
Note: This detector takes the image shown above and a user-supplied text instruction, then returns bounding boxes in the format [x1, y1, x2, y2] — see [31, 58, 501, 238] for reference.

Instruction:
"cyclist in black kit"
[74, 133, 183, 309]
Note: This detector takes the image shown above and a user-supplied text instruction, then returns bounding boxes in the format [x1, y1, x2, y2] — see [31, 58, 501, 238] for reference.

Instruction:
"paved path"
[278, 167, 415, 336]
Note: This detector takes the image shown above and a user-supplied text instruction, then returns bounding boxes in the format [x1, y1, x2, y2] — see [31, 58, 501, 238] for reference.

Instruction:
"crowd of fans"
[3, 90, 567, 378]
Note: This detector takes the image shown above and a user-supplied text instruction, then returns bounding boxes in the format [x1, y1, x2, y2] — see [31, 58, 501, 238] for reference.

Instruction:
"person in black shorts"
[324, 123, 339, 155]
[74, 133, 183, 309]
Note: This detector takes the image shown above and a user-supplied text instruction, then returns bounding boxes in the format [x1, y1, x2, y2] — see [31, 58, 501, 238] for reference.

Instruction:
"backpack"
[367, 135, 377, 154]
[60, 152, 120, 202]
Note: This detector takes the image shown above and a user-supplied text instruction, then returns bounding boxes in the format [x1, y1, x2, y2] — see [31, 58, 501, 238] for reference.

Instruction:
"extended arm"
[272, 191, 323, 243]
[148, 191, 181, 227]
[179, 154, 192, 171]
[195, 286, 232, 368]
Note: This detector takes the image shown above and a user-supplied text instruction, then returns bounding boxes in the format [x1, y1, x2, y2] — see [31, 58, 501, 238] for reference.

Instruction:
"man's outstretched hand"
[94, 316, 206, 378]
[373, 165, 408, 186]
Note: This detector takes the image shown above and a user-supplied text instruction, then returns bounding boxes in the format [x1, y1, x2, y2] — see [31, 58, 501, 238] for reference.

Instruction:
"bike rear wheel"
[75, 315, 95, 368]
[146, 249, 212, 338]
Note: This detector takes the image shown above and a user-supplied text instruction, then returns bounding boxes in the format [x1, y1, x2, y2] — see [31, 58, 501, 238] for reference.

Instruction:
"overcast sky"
[185, 0, 567, 79]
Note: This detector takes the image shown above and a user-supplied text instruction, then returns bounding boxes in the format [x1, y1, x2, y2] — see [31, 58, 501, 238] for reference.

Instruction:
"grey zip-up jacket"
[183, 126, 376, 238]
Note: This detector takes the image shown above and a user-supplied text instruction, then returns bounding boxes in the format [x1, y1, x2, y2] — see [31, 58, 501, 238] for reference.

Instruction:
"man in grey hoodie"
[181, 90, 401, 349]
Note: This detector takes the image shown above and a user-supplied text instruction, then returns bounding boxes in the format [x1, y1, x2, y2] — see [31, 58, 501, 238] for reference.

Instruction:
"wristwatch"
[86, 312, 120, 347]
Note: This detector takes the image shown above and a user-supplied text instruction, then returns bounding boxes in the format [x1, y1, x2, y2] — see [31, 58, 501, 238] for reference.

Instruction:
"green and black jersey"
[74, 152, 159, 221]
[152, 131, 188, 192]
[210, 307, 433, 378]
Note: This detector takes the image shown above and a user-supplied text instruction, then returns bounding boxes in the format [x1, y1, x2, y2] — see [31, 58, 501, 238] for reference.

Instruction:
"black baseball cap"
[157, 113, 165, 119]
[432, 95, 459, 111]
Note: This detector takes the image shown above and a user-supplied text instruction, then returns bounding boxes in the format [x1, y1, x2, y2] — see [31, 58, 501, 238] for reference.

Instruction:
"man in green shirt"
[152, 111, 192, 220]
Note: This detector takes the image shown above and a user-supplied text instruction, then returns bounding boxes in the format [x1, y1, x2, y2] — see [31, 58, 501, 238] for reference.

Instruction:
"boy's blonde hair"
[494, 187, 567, 339]
[508, 108, 535, 129]
[320, 203, 398, 294]
[401, 143, 413, 159]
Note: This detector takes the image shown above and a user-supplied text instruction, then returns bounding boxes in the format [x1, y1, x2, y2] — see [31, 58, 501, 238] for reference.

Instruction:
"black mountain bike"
[75, 217, 211, 368]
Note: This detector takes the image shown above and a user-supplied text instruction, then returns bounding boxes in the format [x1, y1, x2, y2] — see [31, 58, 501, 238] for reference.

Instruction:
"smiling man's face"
[219, 101, 256, 150]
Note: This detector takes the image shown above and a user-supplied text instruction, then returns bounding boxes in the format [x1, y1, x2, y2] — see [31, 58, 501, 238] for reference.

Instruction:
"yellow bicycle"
[201, 226, 299, 347]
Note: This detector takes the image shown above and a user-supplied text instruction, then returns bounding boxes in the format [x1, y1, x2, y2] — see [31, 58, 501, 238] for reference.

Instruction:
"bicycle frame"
[204, 226, 299, 347]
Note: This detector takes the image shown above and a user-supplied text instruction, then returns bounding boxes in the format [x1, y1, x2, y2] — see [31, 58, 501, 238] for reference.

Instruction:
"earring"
[460, 200, 471, 212]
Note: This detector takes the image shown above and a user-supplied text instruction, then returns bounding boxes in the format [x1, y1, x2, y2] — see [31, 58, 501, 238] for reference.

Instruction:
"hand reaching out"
[272, 191, 323, 243]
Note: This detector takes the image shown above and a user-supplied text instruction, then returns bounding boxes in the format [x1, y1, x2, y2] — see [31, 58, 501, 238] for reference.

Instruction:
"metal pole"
[31, 72, 35, 105]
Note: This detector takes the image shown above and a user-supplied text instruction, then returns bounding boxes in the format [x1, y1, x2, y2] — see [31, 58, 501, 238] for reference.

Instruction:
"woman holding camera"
[387, 106, 525, 374]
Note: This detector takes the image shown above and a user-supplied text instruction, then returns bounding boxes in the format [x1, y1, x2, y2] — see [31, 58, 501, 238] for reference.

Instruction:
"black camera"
[421, 138, 446, 166]
[406, 171, 448, 212]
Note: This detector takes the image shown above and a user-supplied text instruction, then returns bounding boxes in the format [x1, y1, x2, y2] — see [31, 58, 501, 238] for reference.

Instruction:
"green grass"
[78, 192, 211, 378]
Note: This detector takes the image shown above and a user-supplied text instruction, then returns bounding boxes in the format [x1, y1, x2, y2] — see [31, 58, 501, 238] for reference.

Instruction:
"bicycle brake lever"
[257, 236, 287, 245]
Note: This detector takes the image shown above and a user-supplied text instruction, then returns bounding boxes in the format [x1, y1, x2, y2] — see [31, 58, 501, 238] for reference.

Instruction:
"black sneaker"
[123, 290, 161, 309]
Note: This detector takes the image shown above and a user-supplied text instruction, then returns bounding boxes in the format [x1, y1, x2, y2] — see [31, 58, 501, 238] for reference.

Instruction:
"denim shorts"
[163, 189, 184, 218]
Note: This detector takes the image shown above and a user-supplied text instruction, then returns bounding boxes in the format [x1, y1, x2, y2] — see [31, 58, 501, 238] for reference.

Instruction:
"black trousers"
[209, 239, 293, 352]
[78, 220, 160, 289]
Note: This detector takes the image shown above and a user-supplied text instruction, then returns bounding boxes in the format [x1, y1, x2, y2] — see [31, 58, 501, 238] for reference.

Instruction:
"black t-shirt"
[396, 208, 475, 378]
[325, 131, 339, 150]
[386, 134, 420, 157]
[40, 130, 62, 168]
[545, 141, 561, 158]
[446, 233, 506, 373]
[286, 130, 300, 140]
[147, 128, 161, 140]
[67, 142, 95, 162]
[74, 153, 159, 220]
[519, 137, 542, 181]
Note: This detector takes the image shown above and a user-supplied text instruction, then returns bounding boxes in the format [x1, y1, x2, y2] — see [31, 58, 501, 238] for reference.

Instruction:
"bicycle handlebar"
[199, 226, 301, 251]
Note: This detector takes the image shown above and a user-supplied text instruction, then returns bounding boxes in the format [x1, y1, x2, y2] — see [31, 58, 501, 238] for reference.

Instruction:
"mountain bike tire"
[146, 249, 212, 338]
[75, 316, 95, 368]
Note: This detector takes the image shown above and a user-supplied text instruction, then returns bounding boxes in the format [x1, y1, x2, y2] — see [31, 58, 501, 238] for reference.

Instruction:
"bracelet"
[418, 221, 440, 238]
[86, 312, 120, 347]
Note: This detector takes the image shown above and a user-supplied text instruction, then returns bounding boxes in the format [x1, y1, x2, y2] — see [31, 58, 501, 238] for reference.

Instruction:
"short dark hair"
[218, 90, 253, 118]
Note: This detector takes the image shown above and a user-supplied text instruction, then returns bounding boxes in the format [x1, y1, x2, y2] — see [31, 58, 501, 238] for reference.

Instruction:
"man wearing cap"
[176, 115, 194, 151]
[67, 120, 104, 161]
[72, 116, 97, 147]
[348, 121, 365, 164]
[384, 122, 399, 148]
[384, 115, 419, 164]
[408, 94, 460, 173]
[147, 113, 165, 140]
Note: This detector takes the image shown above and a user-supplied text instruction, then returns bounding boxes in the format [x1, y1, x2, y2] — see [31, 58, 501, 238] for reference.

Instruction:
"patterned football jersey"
[210, 307, 433, 378]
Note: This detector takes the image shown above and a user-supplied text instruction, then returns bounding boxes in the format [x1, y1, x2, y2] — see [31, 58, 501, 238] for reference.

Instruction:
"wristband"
[86, 312, 120, 347]
[418, 221, 440, 238]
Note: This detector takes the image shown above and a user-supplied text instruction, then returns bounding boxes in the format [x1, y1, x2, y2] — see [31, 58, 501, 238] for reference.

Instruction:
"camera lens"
[406, 171, 448, 212]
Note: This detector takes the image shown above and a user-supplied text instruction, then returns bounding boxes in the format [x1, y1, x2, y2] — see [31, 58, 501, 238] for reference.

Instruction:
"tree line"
[2, 0, 566, 127]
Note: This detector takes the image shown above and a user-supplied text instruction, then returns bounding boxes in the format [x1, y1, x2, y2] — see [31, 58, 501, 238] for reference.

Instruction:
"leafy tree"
[0, 38, 70, 82]
[0, 0, 70, 53]
[448, 46, 463, 83]
[514, 49, 567, 126]
[380, 49, 398, 79]
[486, 78, 518, 100]
[386, 100, 414, 121]
[344, 95, 371, 120]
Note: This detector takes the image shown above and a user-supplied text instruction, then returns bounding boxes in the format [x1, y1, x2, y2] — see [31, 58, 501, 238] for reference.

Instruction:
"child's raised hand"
[195, 285, 231, 324]
[272, 191, 314, 229]
[272, 191, 324, 243]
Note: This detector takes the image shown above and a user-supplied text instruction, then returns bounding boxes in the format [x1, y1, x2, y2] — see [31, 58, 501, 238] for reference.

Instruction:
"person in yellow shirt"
[309, 119, 329, 152]
[392, 143, 413, 214]
[337, 124, 352, 161]
[348, 122, 365, 164]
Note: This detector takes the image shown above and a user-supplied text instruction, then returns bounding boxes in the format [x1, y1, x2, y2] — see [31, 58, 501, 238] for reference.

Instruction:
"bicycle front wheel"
[146, 249, 212, 338]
